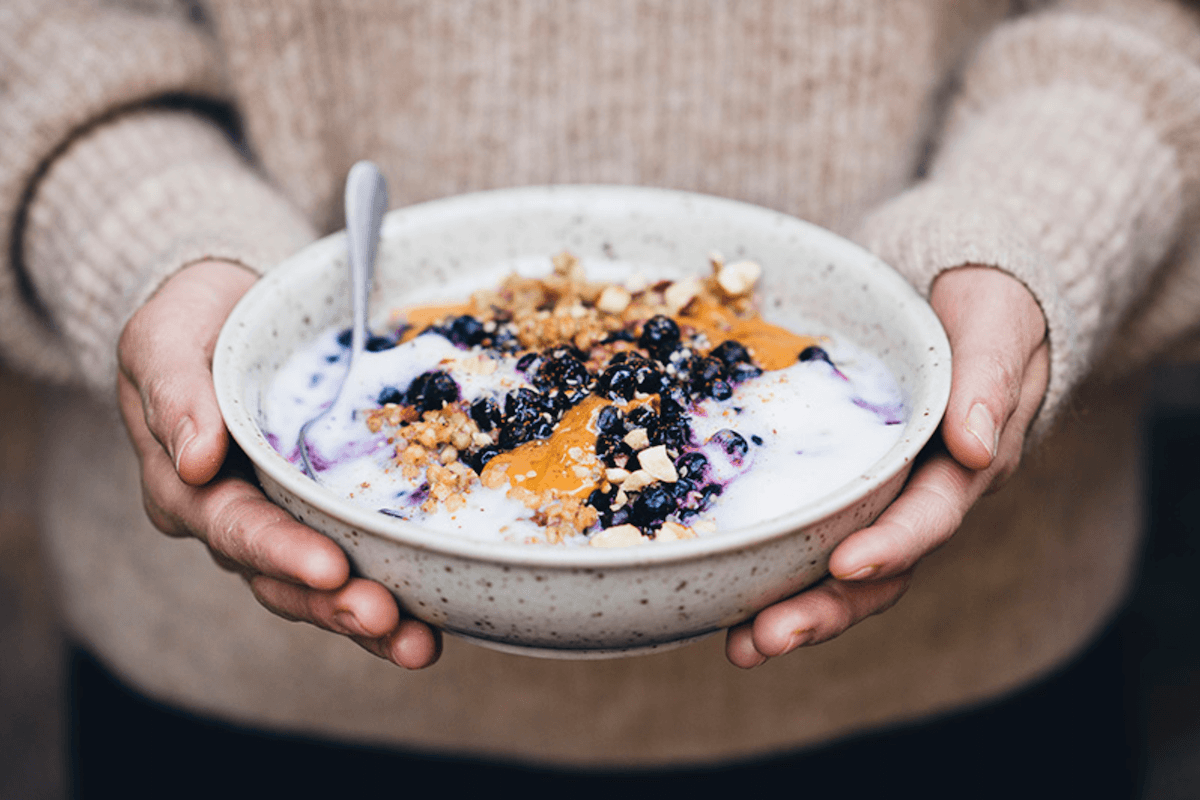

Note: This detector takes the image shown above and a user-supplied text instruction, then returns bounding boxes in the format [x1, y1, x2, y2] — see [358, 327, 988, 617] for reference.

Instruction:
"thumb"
[930, 266, 1047, 472]
[118, 260, 258, 485]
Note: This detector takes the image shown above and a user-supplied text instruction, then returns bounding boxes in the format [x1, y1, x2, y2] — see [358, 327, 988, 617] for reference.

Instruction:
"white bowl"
[213, 185, 950, 659]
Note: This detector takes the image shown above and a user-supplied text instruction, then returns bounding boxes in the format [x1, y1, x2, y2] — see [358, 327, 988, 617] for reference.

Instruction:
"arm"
[4, 3, 439, 667]
[729, 0, 1200, 666]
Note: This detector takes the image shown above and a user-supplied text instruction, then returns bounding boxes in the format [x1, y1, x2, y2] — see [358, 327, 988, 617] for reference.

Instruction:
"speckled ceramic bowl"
[213, 185, 950, 659]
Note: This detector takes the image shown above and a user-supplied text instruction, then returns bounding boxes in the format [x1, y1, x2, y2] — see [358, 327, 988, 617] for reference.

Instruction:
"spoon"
[298, 160, 389, 478]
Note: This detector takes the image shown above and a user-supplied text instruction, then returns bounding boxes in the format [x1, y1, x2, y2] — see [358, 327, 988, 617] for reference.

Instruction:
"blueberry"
[596, 405, 625, 435]
[377, 386, 404, 406]
[504, 388, 543, 423]
[535, 350, 591, 391]
[633, 363, 663, 394]
[710, 340, 752, 367]
[365, 335, 395, 352]
[446, 315, 486, 347]
[601, 504, 632, 530]
[627, 405, 658, 429]
[675, 452, 709, 480]
[729, 362, 764, 382]
[336, 328, 353, 347]
[470, 397, 503, 431]
[595, 433, 631, 467]
[668, 477, 696, 500]
[659, 386, 691, 419]
[638, 315, 681, 362]
[586, 488, 613, 512]
[799, 345, 833, 365]
[470, 446, 500, 473]
[699, 483, 723, 508]
[499, 420, 533, 449]
[630, 484, 676, 528]
[599, 363, 636, 401]
[405, 371, 460, 412]
[708, 379, 733, 401]
[658, 418, 692, 450]
[516, 352, 541, 375]
[751, 434, 764, 446]
[710, 429, 749, 464]
[530, 418, 554, 440]
[489, 327, 521, 353]
[693, 355, 727, 386]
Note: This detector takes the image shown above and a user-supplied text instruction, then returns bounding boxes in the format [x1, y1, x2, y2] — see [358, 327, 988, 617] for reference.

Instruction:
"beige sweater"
[5, 0, 1200, 766]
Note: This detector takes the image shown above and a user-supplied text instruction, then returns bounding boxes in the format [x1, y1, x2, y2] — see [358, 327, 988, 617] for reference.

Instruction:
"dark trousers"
[69, 618, 1142, 800]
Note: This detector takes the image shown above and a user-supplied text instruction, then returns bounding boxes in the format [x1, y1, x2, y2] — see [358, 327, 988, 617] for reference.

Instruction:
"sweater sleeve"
[0, 1, 316, 395]
[856, 0, 1200, 437]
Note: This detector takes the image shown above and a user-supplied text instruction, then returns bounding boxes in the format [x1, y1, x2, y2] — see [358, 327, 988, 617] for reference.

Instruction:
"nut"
[623, 428, 650, 450]
[656, 521, 696, 541]
[589, 524, 649, 548]
[717, 260, 762, 296]
[637, 445, 678, 483]
[663, 278, 701, 314]
[596, 285, 632, 314]
[621, 470, 655, 493]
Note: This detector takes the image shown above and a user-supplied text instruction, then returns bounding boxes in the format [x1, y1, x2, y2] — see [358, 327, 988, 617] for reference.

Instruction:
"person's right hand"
[117, 259, 441, 669]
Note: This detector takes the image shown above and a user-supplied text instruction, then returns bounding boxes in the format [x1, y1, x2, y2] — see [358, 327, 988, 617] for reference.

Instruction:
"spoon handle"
[344, 160, 389, 356]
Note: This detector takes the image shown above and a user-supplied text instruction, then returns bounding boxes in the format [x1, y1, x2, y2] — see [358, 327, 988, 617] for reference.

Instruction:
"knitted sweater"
[5, 0, 1200, 766]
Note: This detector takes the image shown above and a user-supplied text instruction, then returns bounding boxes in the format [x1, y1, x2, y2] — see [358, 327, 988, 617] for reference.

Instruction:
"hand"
[117, 259, 441, 668]
[726, 265, 1050, 668]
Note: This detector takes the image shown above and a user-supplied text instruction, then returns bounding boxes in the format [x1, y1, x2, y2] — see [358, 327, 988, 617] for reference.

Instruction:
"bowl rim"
[214, 184, 951, 568]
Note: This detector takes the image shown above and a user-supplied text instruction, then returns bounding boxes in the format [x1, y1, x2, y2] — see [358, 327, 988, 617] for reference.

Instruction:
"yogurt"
[261, 254, 905, 546]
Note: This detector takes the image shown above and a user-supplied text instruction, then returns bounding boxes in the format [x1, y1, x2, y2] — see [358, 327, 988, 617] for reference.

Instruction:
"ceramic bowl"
[213, 185, 950, 659]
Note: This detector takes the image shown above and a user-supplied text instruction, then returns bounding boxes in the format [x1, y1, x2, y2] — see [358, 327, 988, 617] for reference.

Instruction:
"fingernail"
[788, 628, 815, 650]
[334, 610, 368, 637]
[171, 417, 197, 472]
[841, 564, 878, 581]
[966, 403, 997, 459]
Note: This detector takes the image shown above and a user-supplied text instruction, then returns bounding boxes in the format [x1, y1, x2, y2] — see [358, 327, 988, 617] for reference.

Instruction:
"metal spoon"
[298, 160, 389, 478]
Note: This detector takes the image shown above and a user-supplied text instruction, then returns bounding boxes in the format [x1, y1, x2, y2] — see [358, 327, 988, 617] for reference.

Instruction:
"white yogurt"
[261, 321, 905, 544]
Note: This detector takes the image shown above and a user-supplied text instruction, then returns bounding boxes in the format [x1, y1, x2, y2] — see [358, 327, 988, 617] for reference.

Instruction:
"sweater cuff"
[22, 109, 316, 396]
[859, 10, 1200, 437]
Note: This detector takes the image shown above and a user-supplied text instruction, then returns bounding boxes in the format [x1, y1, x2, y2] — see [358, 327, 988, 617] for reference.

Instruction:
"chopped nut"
[637, 445, 678, 483]
[708, 251, 725, 273]
[664, 278, 700, 314]
[596, 284, 632, 314]
[612, 488, 628, 509]
[621, 470, 655, 493]
[717, 260, 762, 296]
[624, 273, 649, 293]
[605, 467, 630, 483]
[589, 524, 649, 548]
[623, 428, 650, 450]
[656, 521, 697, 541]
[472, 431, 494, 447]
[439, 446, 458, 464]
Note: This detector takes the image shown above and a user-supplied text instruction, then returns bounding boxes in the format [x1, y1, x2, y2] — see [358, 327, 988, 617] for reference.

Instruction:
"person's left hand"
[725, 265, 1050, 668]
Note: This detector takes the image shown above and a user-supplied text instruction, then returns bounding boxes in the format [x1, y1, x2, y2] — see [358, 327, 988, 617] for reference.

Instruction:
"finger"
[726, 572, 912, 667]
[128, 388, 349, 589]
[930, 266, 1046, 471]
[118, 260, 257, 485]
[249, 575, 400, 638]
[827, 448, 977, 581]
[351, 620, 444, 670]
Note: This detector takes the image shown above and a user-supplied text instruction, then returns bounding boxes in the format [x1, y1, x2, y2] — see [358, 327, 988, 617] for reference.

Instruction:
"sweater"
[4, 0, 1200, 766]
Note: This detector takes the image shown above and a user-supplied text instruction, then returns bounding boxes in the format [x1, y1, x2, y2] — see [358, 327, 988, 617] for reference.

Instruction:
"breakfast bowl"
[213, 185, 951, 659]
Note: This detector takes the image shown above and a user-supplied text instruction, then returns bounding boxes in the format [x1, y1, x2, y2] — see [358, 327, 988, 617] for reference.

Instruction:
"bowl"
[213, 185, 951, 659]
